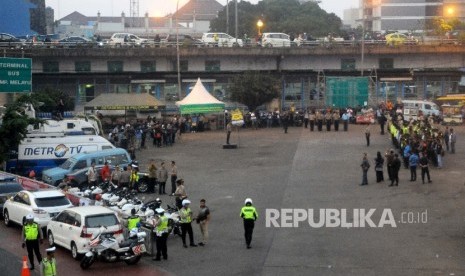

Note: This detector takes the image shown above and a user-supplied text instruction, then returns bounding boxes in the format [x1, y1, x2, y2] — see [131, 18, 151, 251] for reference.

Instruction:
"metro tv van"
[42, 148, 131, 186]
[6, 135, 114, 177]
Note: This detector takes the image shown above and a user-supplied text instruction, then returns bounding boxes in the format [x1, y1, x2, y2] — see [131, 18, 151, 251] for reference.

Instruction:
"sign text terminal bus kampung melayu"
[0, 58, 32, 93]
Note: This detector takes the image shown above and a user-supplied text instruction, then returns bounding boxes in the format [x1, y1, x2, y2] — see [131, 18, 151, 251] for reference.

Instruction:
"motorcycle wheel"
[80, 255, 95, 270]
[125, 255, 141, 265]
[137, 180, 148, 193]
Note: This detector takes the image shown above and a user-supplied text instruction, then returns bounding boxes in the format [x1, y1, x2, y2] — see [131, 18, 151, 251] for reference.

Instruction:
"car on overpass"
[161, 34, 202, 47]
[58, 36, 101, 48]
[201, 32, 243, 47]
[385, 33, 418, 46]
[0, 33, 24, 48]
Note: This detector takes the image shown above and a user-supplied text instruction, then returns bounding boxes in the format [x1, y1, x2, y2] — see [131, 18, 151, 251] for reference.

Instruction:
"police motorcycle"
[165, 202, 181, 236]
[80, 226, 146, 270]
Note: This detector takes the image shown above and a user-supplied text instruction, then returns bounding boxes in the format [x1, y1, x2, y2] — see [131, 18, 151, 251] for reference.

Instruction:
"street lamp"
[257, 19, 263, 37]
[176, 0, 181, 99]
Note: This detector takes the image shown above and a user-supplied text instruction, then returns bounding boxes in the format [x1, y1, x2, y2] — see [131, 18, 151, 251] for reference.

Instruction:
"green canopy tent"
[175, 78, 225, 114]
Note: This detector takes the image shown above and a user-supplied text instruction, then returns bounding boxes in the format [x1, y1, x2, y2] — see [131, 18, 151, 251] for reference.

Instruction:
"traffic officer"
[240, 198, 258, 249]
[22, 213, 43, 270]
[40, 247, 57, 276]
[130, 164, 139, 191]
[179, 199, 197, 248]
[152, 208, 169, 261]
[127, 208, 141, 232]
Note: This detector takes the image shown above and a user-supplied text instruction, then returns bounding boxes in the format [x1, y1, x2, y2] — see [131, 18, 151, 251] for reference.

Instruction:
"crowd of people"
[361, 107, 457, 186]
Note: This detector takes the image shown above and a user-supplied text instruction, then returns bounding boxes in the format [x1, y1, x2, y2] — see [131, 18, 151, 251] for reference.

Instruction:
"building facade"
[361, 0, 465, 33]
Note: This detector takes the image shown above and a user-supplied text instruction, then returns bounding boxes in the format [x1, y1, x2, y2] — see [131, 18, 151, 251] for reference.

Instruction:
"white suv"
[47, 206, 124, 259]
[261, 32, 291, 47]
[3, 190, 72, 228]
[201, 33, 243, 47]
[109, 33, 148, 47]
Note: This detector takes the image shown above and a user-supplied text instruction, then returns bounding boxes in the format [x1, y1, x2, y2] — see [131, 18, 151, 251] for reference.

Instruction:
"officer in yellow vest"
[40, 247, 57, 276]
[152, 208, 169, 261]
[22, 213, 43, 270]
[130, 164, 140, 191]
[240, 198, 258, 249]
[179, 199, 197, 248]
[127, 208, 141, 232]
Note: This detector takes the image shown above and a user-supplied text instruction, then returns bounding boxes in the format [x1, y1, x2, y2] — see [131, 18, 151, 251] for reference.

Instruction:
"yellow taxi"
[385, 33, 418, 46]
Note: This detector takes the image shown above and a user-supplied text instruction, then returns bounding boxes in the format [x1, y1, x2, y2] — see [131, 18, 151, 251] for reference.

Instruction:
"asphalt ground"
[1, 123, 465, 276]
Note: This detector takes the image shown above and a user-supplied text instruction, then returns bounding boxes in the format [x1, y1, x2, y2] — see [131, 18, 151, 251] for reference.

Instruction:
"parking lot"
[1, 124, 465, 275]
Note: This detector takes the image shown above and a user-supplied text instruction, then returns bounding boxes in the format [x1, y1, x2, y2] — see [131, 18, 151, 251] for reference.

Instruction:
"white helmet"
[245, 198, 253, 205]
[129, 228, 138, 238]
[155, 208, 165, 214]
[26, 213, 34, 220]
[182, 199, 191, 206]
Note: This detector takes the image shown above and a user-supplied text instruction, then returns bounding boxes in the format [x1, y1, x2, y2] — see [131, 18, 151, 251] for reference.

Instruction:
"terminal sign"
[0, 57, 32, 93]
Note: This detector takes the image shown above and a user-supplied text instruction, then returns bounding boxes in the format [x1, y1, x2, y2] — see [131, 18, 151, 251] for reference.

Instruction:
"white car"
[261, 32, 291, 47]
[47, 206, 124, 259]
[109, 33, 148, 47]
[201, 33, 243, 47]
[3, 190, 72, 228]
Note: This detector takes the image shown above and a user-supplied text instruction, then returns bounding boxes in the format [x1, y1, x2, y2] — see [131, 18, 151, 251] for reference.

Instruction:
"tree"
[229, 71, 281, 111]
[0, 95, 43, 164]
[30, 87, 74, 113]
[209, 0, 342, 38]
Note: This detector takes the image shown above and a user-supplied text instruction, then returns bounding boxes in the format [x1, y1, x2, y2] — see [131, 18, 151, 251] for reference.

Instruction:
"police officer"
[309, 110, 316, 131]
[40, 247, 57, 276]
[240, 198, 258, 249]
[324, 111, 332, 131]
[179, 199, 197, 248]
[316, 111, 323, 131]
[152, 208, 169, 261]
[130, 164, 139, 191]
[127, 208, 141, 232]
[22, 213, 43, 270]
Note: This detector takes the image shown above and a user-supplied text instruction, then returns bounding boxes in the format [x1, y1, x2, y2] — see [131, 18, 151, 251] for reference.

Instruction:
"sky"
[45, 0, 359, 20]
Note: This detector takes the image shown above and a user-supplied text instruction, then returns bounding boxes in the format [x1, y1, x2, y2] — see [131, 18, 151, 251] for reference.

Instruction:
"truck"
[6, 135, 114, 177]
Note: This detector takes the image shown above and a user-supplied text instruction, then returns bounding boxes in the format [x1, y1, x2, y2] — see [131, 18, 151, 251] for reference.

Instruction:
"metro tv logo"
[23, 144, 84, 158]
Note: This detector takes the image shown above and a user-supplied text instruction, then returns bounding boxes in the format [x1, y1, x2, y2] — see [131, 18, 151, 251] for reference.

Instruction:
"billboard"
[326, 77, 369, 108]
[0, 57, 32, 93]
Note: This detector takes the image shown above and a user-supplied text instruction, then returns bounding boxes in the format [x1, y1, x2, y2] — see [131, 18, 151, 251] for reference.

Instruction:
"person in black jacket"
[389, 154, 401, 186]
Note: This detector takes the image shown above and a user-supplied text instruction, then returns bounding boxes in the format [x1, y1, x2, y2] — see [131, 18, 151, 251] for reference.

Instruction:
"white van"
[201, 33, 243, 47]
[402, 100, 440, 119]
[6, 135, 114, 177]
[109, 33, 148, 47]
[261, 33, 291, 47]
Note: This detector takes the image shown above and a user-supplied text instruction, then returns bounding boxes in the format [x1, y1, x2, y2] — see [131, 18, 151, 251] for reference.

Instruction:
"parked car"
[385, 33, 418, 46]
[0, 33, 24, 48]
[3, 190, 73, 228]
[201, 33, 243, 47]
[261, 32, 291, 47]
[161, 34, 201, 47]
[109, 33, 148, 47]
[47, 206, 124, 259]
[0, 174, 23, 214]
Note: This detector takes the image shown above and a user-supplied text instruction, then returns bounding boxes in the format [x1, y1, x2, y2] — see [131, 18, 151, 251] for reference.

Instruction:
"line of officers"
[124, 197, 259, 261]
[306, 109, 350, 132]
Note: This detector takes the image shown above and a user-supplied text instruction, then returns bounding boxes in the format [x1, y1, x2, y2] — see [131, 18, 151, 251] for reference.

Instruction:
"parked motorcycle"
[80, 226, 146, 270]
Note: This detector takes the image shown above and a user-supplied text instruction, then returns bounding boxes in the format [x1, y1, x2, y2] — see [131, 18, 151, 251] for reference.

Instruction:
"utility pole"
[361, 0, 365, 77]
[226, 0, 229, 34]
[235, 0, 238, 39]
